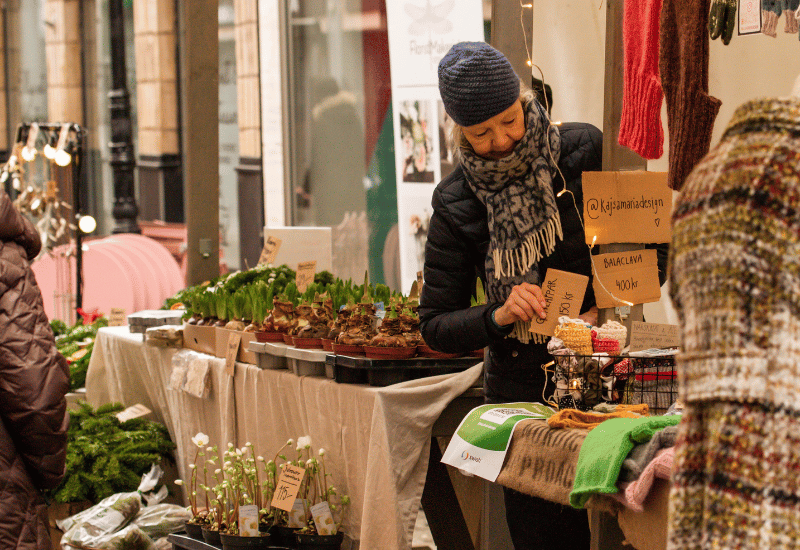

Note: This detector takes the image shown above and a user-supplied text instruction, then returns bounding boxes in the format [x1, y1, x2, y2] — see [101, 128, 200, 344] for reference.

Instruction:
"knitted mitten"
[784, 0, 800, 32]
[763, 0, 782, 37]
[709, 0, 737, 44]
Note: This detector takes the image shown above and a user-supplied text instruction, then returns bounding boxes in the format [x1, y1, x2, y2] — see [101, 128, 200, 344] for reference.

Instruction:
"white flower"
[318, 448, 325, 457]
[245, 441, 252, 447]
[297, 435, 312, 450]
[228, 442, 234, 449]
[286, 438, 295, 447]
[174, 479, 184, 486]
[236, 449, 242, 456]
[224, 461, 232, 469]
[257, 456, 265, 462]
[192, 432, 209, 448]
[215, 468, 221, 475]
[206, 446, 213, 452]
[306, 458, 314, 468]
[189, 464, 196, 469]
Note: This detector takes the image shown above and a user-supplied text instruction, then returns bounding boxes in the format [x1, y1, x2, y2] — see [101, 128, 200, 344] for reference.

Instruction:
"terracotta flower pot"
[331, 343, 365, 356]
[255, 330, 285, 342]
[292, 336, 324, 349]
[363, 345, 417, 360]
[282, 333, 295, 345]
[295, 531, 344, 550]
[321, 338, 335, 352]
[417, 344, 461, 359]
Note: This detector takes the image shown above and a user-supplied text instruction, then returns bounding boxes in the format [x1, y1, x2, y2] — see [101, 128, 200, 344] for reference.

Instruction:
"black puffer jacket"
[419, 123, 666, 403]
[0, 190, 69, 549]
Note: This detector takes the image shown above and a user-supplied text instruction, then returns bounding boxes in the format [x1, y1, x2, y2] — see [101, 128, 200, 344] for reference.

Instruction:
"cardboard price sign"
[296, 261, 316, 293]
[592, 249, 661, 308]
[109, 308, 127, 327]
[583, 171, 672, 245]
[258, 235, 283, 266]
[271, 464, 306, 512]
[225, 331, 242, 377]
[629, 321, 681, 352]
[530, 269, 589, 337]
[116, 403, 152, 422]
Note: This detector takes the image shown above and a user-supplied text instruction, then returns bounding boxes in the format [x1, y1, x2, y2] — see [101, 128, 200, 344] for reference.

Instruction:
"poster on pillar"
[386, 0, 484, 293]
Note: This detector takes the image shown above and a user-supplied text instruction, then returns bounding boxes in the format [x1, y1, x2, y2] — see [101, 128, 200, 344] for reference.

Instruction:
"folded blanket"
[569, 415, 681, 508]
[547, 403, 650, 431]
[619, 424, 678, 482]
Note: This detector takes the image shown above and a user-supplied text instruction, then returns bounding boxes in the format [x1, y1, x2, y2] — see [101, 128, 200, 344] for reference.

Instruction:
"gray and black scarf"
[460, 99, 562, 343]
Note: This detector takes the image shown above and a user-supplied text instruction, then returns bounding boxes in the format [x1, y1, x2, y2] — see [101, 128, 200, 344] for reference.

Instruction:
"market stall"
[85, 326, 482, 550]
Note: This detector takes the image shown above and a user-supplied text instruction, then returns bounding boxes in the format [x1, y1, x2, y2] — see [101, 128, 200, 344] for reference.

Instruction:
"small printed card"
[296, 261, 316, 293]
[287, 498, 308, 528]
[116, 403, 151, 423]
[739, 0, 761, 35]
[311, 501, 336, 535]
[271, 464, 306, 512]
[238, 504, 259, 536]
[225, 332, 242, 377]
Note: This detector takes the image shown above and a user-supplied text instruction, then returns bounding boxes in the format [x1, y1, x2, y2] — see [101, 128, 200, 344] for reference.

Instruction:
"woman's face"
[461, 99, 525, 160]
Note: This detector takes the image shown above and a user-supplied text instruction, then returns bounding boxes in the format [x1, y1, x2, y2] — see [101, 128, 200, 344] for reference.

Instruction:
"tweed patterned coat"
[0, 190, 69, 550]
[669, 97, 800, 550]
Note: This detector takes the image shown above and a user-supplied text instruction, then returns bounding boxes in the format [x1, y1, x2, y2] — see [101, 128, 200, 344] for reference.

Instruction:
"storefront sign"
[583, 171, 672, 245]
[271, 464, 306, 512]
[592, 249, 661, 308]
[258, 235, 282, 266]
[296, 260, 316, 293]
[530, 269, 589, 337]
[441, 403, 554, 481]
[629, 321, 680, 352]
[386, 0, 484, 293]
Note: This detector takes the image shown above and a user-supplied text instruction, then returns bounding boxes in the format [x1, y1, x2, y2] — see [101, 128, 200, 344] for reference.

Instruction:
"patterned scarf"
[461, 99, 562, 343]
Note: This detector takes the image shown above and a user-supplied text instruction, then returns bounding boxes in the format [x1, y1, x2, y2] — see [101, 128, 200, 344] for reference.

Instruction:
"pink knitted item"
[618, 0, 664, 159]
[613, 359, 633, 380]
[613, 446, 674, 512]
[592, 330, 621, 355]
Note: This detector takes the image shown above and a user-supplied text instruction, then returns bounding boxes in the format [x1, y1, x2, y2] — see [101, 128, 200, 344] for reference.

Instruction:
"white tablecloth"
[86, 326, 482, 550]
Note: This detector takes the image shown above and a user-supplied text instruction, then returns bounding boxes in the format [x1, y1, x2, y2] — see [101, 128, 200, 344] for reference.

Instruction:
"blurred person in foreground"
[0, 188, 69, 549]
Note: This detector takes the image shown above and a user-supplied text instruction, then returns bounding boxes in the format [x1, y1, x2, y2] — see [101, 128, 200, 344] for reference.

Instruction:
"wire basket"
[546, 351, 677, 414]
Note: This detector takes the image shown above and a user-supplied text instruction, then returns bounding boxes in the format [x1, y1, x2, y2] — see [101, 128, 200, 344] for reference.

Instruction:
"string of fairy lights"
[518, 0, 635, 310]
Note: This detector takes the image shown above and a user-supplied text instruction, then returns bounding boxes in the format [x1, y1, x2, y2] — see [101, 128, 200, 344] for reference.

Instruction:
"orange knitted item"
[546, 404, 650, 431]
[553, 318, 593, 355]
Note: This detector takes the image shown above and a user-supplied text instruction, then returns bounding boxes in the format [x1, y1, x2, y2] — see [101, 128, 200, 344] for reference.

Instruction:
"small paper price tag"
[238, 504, 260, 536]
[225, 332, 242, 377]
[739, 0, 761, 34]
[258, 235, 282, 266]
[109, 308, 126, 327]
[530, 269, 589, 337]
[592, 249, 661, 308]
[271, 464, 306, 512]
[287, 498, 308, 528]
[296, 261, 316, 293]
[116, 403, 152, 422]
[311, 501, 336, 535]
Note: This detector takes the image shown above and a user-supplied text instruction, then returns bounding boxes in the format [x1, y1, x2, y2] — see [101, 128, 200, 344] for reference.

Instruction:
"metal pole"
[108, 0, 140, 233]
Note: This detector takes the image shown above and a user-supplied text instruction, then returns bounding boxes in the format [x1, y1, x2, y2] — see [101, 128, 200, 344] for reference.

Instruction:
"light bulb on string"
[77, 214, 96, 234]
[21, 123, 39, 162]
[54, 124, 72, 167]
[54, 148, 72, 167]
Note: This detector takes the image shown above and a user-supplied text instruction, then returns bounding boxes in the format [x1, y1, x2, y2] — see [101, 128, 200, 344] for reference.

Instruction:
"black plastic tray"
[327, 354, 481, 387]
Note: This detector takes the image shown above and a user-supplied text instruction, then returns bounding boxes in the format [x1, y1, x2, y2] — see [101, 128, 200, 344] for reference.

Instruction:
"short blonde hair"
[448, 82, 536, 164]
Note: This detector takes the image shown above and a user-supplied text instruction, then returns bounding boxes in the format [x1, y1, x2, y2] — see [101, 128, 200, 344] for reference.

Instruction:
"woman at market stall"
[0, 188, 70, 550]
[417, 40, 600, 550]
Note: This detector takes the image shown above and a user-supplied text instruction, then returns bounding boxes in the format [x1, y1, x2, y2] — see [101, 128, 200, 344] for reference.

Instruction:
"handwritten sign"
[530, 269, 589, 337]
[592, 249, 661, 308]
[258, 235, 282, 266]
[629, 321, 681, 352]
[116, 403, 152, 422]
[225, 331, 242, 377]
[296, 261, 316, 293]
[238, 504, 259, 536]
[109, 308, 126, 327]
[583, 171, 672, 245]
[271, 464, 306, 512]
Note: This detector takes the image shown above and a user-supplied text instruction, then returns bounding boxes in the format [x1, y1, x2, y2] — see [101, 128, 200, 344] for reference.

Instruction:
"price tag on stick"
[296, 261, 316, 293]
[271, 464, 307, 512]
[225, 331, 242, 377]
[258, 235, 282, 266]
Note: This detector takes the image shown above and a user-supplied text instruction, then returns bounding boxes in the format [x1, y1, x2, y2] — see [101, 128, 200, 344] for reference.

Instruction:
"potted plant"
[291, 437, 350, 550]
[174, 432, 211, 539]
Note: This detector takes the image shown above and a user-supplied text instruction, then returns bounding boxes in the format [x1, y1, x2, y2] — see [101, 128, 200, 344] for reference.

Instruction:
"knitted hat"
[438, 41, 520, 127]
[670, 97, 800, 407]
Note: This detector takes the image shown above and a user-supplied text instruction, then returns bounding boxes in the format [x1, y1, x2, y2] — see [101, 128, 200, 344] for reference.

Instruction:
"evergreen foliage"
[50, 401, 176, 504]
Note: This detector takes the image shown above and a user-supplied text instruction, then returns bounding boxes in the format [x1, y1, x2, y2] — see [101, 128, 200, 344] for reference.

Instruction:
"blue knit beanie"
[438, 41, 521, 127]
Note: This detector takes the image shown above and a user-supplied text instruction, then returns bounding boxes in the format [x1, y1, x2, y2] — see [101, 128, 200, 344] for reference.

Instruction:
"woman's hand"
[578, 306, 598, 327]
[493, 283, 548, 326]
